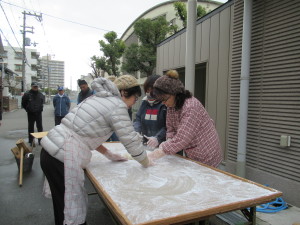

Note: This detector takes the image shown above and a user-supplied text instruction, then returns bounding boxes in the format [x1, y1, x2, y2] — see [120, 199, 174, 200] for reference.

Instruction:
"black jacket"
[77, 88, 94, 104]
[22, 90, 44, 113]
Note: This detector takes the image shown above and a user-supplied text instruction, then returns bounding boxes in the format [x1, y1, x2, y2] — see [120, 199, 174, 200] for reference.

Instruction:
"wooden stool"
[30, 131, 48, 150]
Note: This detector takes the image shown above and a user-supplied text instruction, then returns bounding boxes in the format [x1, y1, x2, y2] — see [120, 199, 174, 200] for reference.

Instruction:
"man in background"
[0, 100, 2, 126]
[53, 86, 70, 126]
[21, 82, 44, 145]
[77, 79, 94, 104]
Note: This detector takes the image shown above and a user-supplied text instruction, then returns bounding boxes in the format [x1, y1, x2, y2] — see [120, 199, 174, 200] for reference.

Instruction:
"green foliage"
[92, 31, 125, 76]
[90, 56, 102, 78]
[42, 88, 57, 95]
[197, 5, 207, 18]
[173, 2, 207, 27]
[174, 2, 187, 27]
[122, 17, 174, 76]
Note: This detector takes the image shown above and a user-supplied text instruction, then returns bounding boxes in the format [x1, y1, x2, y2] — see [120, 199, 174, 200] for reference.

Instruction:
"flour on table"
[87, 143, 279, 225]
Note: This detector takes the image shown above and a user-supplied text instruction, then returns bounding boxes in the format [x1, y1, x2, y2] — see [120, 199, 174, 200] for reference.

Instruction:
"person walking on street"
[21, 82, 44, 145]
[53, 86, 70, 126]
[77, 79, 94, 104]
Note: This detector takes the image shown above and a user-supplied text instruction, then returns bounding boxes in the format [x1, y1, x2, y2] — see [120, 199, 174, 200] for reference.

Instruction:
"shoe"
[29, 142, 36, 147]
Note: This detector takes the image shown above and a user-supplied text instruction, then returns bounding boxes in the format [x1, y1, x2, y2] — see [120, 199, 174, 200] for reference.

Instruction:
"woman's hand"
[147, 148, 166, 161]
[96, 145, 128, 161]
[139, 155, 154, 167]
[144, 135, 159, 148]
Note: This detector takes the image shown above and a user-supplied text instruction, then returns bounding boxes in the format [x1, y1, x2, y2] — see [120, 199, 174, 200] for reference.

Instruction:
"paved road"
[0, 102, 117, 225]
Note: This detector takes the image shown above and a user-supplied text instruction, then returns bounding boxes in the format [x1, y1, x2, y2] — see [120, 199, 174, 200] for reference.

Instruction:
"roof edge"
[157, 0, 233, 47]
[120, 0, 223, 40]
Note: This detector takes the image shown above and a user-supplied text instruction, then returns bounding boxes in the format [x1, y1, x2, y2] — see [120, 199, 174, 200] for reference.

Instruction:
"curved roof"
[120, 0, 223, 40]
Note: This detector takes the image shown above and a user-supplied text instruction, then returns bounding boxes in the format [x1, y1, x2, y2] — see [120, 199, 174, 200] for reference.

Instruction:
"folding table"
[85, 143, 282, 225]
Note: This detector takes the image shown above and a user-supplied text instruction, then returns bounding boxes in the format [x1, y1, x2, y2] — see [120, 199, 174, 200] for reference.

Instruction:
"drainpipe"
[185, 0, 196, 93]
[236, 0, 253, 178]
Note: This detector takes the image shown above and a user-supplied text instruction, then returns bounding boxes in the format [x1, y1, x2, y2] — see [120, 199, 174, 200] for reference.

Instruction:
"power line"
[39, 20, 54, 55]
[0, 2, 31, 68]
[0, 28, 31, 67]
[0, 3, 22, 49]
[1, 0, 121, 33]
[0, 28, 19, 55]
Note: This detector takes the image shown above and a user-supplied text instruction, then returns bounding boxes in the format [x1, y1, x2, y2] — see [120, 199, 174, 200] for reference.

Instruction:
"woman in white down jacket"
[40, 75, 151, 225]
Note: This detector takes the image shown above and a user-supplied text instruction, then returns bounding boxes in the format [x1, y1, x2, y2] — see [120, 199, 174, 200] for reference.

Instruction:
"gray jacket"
[41, 77, 147, 163]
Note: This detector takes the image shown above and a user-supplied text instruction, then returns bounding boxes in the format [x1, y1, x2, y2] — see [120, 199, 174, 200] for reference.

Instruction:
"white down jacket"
[41, 77, 147, 163]
[41, 77, 147, 225]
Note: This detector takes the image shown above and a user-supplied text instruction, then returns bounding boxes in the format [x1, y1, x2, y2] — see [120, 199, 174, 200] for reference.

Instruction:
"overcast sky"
[1, 0, 227, 90]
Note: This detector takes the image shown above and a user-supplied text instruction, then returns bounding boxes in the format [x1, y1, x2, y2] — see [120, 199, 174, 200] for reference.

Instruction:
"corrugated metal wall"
[227, 0, 243, 162]
[228, 0, 300, 182]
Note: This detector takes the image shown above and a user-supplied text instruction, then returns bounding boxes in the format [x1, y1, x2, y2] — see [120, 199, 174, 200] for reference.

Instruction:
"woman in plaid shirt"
[148, 70, 222, 167]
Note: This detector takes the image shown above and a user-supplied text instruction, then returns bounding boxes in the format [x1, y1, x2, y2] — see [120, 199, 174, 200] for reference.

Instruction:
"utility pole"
[47, 54, 51, 103]
[0, 35, 4, 115]
[21, 11, 42, 92]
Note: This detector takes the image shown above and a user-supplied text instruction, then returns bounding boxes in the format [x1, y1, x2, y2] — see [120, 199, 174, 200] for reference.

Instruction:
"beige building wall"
[121, 0, 222, 82]
[156, 2, 234, 160]
[226, 0, 300, 207]
[156, 0, 300, 207]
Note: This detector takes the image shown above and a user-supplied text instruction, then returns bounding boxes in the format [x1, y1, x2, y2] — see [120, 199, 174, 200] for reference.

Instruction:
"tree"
[122, 17, 174, 76]
[89, 56, 102, 79]
[174, 2, 207, 27]
[4, 73, 21, 95]
[92, 31, 126, 76]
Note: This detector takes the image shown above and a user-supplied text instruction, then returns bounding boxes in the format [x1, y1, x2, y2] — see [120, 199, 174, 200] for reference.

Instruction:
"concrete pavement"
[0, 102, 117, 225]
[0, 101, 300, 225]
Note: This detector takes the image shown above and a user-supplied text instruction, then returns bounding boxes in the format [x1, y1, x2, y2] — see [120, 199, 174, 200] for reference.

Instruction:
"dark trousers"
[40, 149, 87, 225]
[40, 148, 65, 225]
[27, 112, 43, 143]
[55, 116, 64, 126]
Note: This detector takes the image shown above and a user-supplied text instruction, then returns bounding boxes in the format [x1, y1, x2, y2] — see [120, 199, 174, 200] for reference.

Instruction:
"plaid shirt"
[161, 97, 222, 167]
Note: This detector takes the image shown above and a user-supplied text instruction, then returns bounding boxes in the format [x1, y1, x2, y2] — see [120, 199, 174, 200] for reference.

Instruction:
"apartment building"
[40, 55, 65, 90]
[2, 46, 39, 92]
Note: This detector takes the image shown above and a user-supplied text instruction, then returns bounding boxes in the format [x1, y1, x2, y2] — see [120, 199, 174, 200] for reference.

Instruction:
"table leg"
[241, 206, 256, 225]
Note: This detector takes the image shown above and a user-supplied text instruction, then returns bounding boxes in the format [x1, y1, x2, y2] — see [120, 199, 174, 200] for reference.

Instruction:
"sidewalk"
[0, 103, 117, 225]
[256, 206, 300, 225]
[0, 104, 299, 225]
[213, 205, 300, 225]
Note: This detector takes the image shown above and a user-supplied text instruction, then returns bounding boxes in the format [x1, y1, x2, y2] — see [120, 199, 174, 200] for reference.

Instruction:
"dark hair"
[153, 87, 192, 110]
[174, 90, 192, 110]
[121, 85, 142, 98]
[77, 79, 87, 86]
[143, 75, 161, 93]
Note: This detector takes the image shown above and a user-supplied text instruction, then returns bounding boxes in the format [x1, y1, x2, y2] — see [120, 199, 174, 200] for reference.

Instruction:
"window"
[0, 51, 8, 58]
[15, 64, 22, 71]
[31, 64, 38, 71]
[15, 52, 22, 59]
[31, 52, 40, 59]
